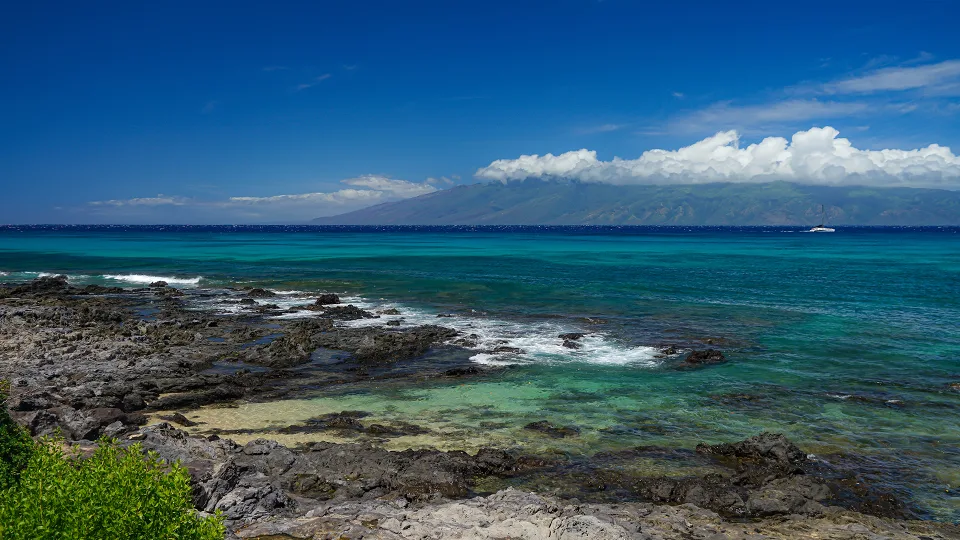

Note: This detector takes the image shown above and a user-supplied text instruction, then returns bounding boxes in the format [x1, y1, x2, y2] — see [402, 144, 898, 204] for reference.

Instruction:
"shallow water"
[2, 225, 959, 519]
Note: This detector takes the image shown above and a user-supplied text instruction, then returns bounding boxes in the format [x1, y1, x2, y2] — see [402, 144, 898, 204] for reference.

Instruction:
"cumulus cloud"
[475, 127, 960, 189]
[85, 176, 437, 223]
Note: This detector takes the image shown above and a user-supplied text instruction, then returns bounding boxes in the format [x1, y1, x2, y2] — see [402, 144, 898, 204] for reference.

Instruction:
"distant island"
[312, 181, 960, 226]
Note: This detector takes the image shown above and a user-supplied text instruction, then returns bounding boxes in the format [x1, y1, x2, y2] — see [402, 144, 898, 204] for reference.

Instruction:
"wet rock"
[385, 319, 401, 326]
[695, 432, 806, 486]
[683, 349, 726, 366]
[322, 305, 375, 320]
[365, 421, 430, 437]
[149, 280, 168, 288]
[524, 420, 580, 439]
[378, 308, 401, 315]
[349, 325, 459, 364]
[315, 293, 340, 305]
[279, 411, 370, 434]
[245, 288, 276, 298]
[0, 275, 69, 298]
[160, 412, 198, 427]
[559, 333, 586, 341]
[562, 340, 581, 349]
[492, 346, 523, 354]
[436, 313, 455, 318]
[239, 298, 256, 305]
[444, 365, 484, 377]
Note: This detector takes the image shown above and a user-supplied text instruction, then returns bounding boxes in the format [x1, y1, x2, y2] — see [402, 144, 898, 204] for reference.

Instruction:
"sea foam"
[103, 274, 203, 286]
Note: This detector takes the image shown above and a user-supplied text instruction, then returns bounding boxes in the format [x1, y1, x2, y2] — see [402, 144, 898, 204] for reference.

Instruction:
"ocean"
[1, 225, 958, 519]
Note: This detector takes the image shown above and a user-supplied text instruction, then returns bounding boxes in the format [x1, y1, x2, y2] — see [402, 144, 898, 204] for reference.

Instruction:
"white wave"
[341, 300, 661, 367]
[183, 287, 661, 368]
[103, 274, 202, 286]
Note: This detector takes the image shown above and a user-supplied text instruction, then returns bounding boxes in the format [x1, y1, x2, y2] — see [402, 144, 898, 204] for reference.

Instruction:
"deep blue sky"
[2, 0, 960, 223]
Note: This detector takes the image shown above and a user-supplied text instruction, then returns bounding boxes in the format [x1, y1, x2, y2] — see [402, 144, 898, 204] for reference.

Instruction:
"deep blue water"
[1, 225, 958, 519]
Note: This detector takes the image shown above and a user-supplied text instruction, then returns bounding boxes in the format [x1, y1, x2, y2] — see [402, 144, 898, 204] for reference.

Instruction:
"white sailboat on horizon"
[808, 204, 835, 232]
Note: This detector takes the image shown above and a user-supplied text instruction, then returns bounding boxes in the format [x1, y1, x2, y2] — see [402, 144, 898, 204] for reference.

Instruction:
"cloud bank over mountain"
[476, 127, 960, 189]
[83, 176, 436, 223]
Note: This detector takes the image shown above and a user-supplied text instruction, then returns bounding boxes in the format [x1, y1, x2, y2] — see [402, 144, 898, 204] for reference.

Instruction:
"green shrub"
[0, 380, 224, 539]
[0, 381, 35, 490]
[0, 439, 225, 539]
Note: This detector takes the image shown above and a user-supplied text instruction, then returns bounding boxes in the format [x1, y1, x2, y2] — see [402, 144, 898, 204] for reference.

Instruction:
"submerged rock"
[159, 412, 198, 427]
[524, 420, 580, 438]
[683, 349, 726, 366]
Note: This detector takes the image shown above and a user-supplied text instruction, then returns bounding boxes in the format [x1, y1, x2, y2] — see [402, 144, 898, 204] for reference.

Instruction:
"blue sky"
[2, 0, 960, 223]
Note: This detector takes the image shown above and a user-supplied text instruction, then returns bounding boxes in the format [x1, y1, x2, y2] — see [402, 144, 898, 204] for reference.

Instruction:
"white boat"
[808, 205, 835, 232]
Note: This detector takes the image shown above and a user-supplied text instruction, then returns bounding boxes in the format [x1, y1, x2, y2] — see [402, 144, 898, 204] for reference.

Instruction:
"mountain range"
[312, 181, 960, 226]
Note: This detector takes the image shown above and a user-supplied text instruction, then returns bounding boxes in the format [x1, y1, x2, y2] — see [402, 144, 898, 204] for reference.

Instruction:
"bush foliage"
[0, 382, 224, 539]
[0, 381, 35, 490]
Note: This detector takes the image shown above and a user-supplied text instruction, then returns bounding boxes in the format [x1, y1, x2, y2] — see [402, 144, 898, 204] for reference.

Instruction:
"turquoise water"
[1, 225, 959, 519]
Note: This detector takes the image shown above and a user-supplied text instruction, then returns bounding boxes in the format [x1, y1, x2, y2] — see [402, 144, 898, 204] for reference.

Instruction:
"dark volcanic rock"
[562, 340, 581, 349]
[135, 423, 546, 521]
[524, 420, 580, 439]
[683, 349, 726, 366]
[444, 366, 484, 377]
[322, 305, 375, 320]
[279, 411, 370, 434]
[625, 433, 822, 518]
[149, 280, 168, 288]
[314, 293, 340, 305]
[160, 412, 198, 427]
[0, 275, 69, 298]
[696, 432, 806, 486]
[246, 288, 276, 298]
[239, 298, 256, 305]
[349, 325, 459, 364]
[558, 333, 586, 341]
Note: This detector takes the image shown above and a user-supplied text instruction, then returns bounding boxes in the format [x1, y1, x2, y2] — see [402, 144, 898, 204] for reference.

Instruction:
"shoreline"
[2, 275, 958, 537]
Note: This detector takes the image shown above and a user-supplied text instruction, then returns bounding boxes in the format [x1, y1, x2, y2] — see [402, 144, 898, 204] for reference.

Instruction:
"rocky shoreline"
[2, 276, 958, 539]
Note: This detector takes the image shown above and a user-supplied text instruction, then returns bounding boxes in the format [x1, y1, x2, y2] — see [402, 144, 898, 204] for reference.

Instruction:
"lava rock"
[315, 293, 340, 305]
[246, 288, 276, 298]
[684, 349, 726, 366]
[523, 420, 580, 438]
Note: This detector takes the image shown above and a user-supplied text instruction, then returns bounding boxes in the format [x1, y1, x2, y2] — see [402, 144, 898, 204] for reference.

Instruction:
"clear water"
[1, 225, 958, 519]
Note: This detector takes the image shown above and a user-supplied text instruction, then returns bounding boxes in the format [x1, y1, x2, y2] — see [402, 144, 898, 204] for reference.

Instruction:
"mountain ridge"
[312, 181, 960, 226]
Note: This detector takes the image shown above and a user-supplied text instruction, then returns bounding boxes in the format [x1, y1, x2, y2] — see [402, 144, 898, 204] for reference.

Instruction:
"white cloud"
[340, 175, 438, 197]
[295, 74, 332, 91]
[89, 196, 189, 207]
[577, 123, 625, 135]
[475, 126, 960, 189]
[85, 176, 437, 222]
[665, 99, 869, 134]
[824, 60, 960, 94]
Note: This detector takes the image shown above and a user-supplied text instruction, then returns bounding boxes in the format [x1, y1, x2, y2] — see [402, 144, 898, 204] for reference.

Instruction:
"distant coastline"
[312, 181, 960, 226]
